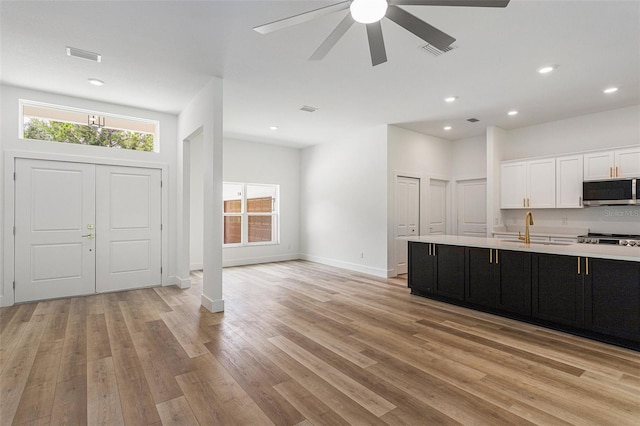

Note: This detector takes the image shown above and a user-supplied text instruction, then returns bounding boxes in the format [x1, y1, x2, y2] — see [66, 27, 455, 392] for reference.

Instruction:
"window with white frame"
[223, 183, 279, 246]
[20, 100, 159, 152]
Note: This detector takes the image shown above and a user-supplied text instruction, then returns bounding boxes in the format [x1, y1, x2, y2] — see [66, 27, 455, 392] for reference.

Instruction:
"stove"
[577, 233, 640, 247]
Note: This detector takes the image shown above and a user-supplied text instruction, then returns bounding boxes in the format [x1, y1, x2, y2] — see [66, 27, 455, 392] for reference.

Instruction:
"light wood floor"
[1, 261, 639, 425]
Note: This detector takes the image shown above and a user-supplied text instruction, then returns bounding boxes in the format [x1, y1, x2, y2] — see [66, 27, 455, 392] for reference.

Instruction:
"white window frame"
[223, 182, 280, 247]
[19, 99, 160, 153]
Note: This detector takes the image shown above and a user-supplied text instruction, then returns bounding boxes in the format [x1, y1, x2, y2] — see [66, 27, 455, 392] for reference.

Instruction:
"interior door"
[429, 179, 447, 235]
[96, 165, 162, 292]
[395, 176, 419, 275]
[457, 179, 487, 236]
[14, 159, 96, 302]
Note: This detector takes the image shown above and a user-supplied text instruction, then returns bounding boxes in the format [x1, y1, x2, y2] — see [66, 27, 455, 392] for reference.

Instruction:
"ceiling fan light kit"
[254, 0, 510, 66]
[350, 0, 388, 24]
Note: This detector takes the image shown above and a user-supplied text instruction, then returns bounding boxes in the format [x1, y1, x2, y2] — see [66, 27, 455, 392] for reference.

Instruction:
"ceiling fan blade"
[310, 13, 355, 61]
[253, 1, 350, 35]
[366, 21, 388, 66]
[386, 5, 455, 51]
[390, 0, 509, 7]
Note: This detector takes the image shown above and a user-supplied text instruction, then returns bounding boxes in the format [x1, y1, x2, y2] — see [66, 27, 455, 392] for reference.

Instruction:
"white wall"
[300, 125, 388, 277]
[501, 105, 640, 160]
[386, 125, 454, 276]
[222, 138, 300, 267]
[497, 105, 640, 235]
[1, 84, 178, 306]
[177, 77, 224, 313]
[189, 133, 204, 270]
[451, 135, 486, 180]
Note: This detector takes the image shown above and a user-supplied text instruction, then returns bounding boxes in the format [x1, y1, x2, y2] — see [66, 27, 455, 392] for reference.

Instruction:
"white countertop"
[406, 235, 640, 262]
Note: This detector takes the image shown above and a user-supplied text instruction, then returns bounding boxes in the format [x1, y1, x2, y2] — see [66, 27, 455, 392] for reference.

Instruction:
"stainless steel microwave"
[583, 178, 638, 206]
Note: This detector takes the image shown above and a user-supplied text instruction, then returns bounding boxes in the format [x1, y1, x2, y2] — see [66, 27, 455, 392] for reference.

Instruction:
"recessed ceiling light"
[444, 96, 458, 103]
[443, 126, 452, 130]
[508, 110, 518, 116]
[537, 65, 556, 74]
[269, 126, 279, 131]
[603, 87, 618, 94]
[88, 78, 104, 86]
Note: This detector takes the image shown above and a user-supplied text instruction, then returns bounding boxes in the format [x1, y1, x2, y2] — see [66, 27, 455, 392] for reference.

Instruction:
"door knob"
[81, 233, 94, 239]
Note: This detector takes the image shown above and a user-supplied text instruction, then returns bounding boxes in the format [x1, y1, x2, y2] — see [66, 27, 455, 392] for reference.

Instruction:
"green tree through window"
[24, 118, 154, 151]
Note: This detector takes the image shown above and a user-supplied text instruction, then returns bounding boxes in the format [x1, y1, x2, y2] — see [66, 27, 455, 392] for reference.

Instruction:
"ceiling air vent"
[300, 105, 318, 113]
[66, 46, 102, 63]
[421, 43, 457, 57]
[467, 118, 480, 123]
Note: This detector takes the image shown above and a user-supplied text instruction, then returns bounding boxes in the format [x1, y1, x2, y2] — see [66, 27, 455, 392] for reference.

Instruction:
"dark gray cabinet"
[408, 242, 465, 301]
[532, 253, 585, 327]
[409, 240, 640, 349]
[466, 248, 531, 315]
[585, 258, 640, 342]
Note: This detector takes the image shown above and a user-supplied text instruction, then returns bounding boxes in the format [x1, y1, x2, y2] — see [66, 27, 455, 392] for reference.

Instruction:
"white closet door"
[395, 176, 420, 275]
[457, 179, 487, 237]
[96, 166, 161, 292]
[15, 159, 96, 302]
[429, 179, 447, 235]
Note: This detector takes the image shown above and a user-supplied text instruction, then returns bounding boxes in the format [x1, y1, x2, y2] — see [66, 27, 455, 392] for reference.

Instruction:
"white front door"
[15, 159, 96, 302]
[96, 166, 162, 292]
[429, 179, 447, 235]
[457, 179, 487, 237]
[395, 176, 419, 275]
[15, 160, 162, 302]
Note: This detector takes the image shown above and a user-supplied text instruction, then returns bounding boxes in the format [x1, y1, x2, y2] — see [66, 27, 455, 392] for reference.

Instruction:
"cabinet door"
[584, 151, 615, 181]
[527, 158, 556, 208]
[434, 244, 465, 300]
[500, 162, 527, 209]
[556, 155, 584, 208]
[408, 242, 435, 293]
[465, 247, 496, 307]
[585, 258, 640, 342]
[532, 254, 584, 327]
[496, 250, 532, 316]
[614, 147, 640, 178]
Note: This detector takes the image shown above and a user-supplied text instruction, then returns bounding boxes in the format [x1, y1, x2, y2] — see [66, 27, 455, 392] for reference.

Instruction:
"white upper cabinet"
[614, 147, 640, 178]
[556, 155, 584, 208]
[501, 158, 556, 209]
[584, 147, 640, 180]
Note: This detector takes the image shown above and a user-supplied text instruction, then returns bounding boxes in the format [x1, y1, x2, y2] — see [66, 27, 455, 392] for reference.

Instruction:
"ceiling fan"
[254, 0, 510, 66]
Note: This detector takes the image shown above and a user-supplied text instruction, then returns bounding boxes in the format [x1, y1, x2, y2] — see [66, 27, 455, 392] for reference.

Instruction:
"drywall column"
[486, 126, 507, 236]
[177, 76, 224, 312]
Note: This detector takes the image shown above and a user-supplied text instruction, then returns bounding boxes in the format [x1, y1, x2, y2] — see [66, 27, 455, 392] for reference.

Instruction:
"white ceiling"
[1, 0, 638, 147]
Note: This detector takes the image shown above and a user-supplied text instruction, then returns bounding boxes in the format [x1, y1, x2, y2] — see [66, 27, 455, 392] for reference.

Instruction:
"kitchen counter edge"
[405, 235, 640, 263]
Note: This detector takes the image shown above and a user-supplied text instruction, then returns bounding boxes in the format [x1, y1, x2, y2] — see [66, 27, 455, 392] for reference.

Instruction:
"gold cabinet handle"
[496, 249, 499, 264]
[579, 196, 582, 206]
[586, 258, 589, 275]
[528, 198, 530, 207]
[615, 166, 619, 177]
[577, 257, 581, 275]
[523, 198, 526, 207]
[429, 243, 432, 256]
[609, 166, 613, 177]
[490, 249, 493, 264]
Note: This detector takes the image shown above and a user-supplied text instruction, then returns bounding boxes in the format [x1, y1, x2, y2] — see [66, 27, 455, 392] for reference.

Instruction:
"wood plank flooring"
[1, 260, 639, 425]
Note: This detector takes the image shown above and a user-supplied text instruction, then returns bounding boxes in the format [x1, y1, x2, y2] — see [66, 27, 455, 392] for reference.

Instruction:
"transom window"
[20, 100, 159, 152]
[223, 183, 279, 246]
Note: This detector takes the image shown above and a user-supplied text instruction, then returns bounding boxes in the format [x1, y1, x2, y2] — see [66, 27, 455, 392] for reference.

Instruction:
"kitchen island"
[407, 235, 640, 350]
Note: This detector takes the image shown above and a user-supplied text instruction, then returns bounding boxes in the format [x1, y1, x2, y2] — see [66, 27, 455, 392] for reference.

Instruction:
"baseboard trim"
[300, 254, 390, 278]
[201, 294, 224, 313]
[167, 275, 191, 289]
[222, 254, 300, 268]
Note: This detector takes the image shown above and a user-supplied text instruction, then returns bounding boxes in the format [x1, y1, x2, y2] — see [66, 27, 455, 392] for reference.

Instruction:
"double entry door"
[15, 159, 162, 303]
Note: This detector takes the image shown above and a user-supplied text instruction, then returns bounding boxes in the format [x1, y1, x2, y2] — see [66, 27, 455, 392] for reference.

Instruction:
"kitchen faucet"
[518, 211, 534, 244]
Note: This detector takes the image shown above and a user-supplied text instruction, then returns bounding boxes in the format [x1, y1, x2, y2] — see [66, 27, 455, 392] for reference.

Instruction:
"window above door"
[20, 100, 160, 152]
